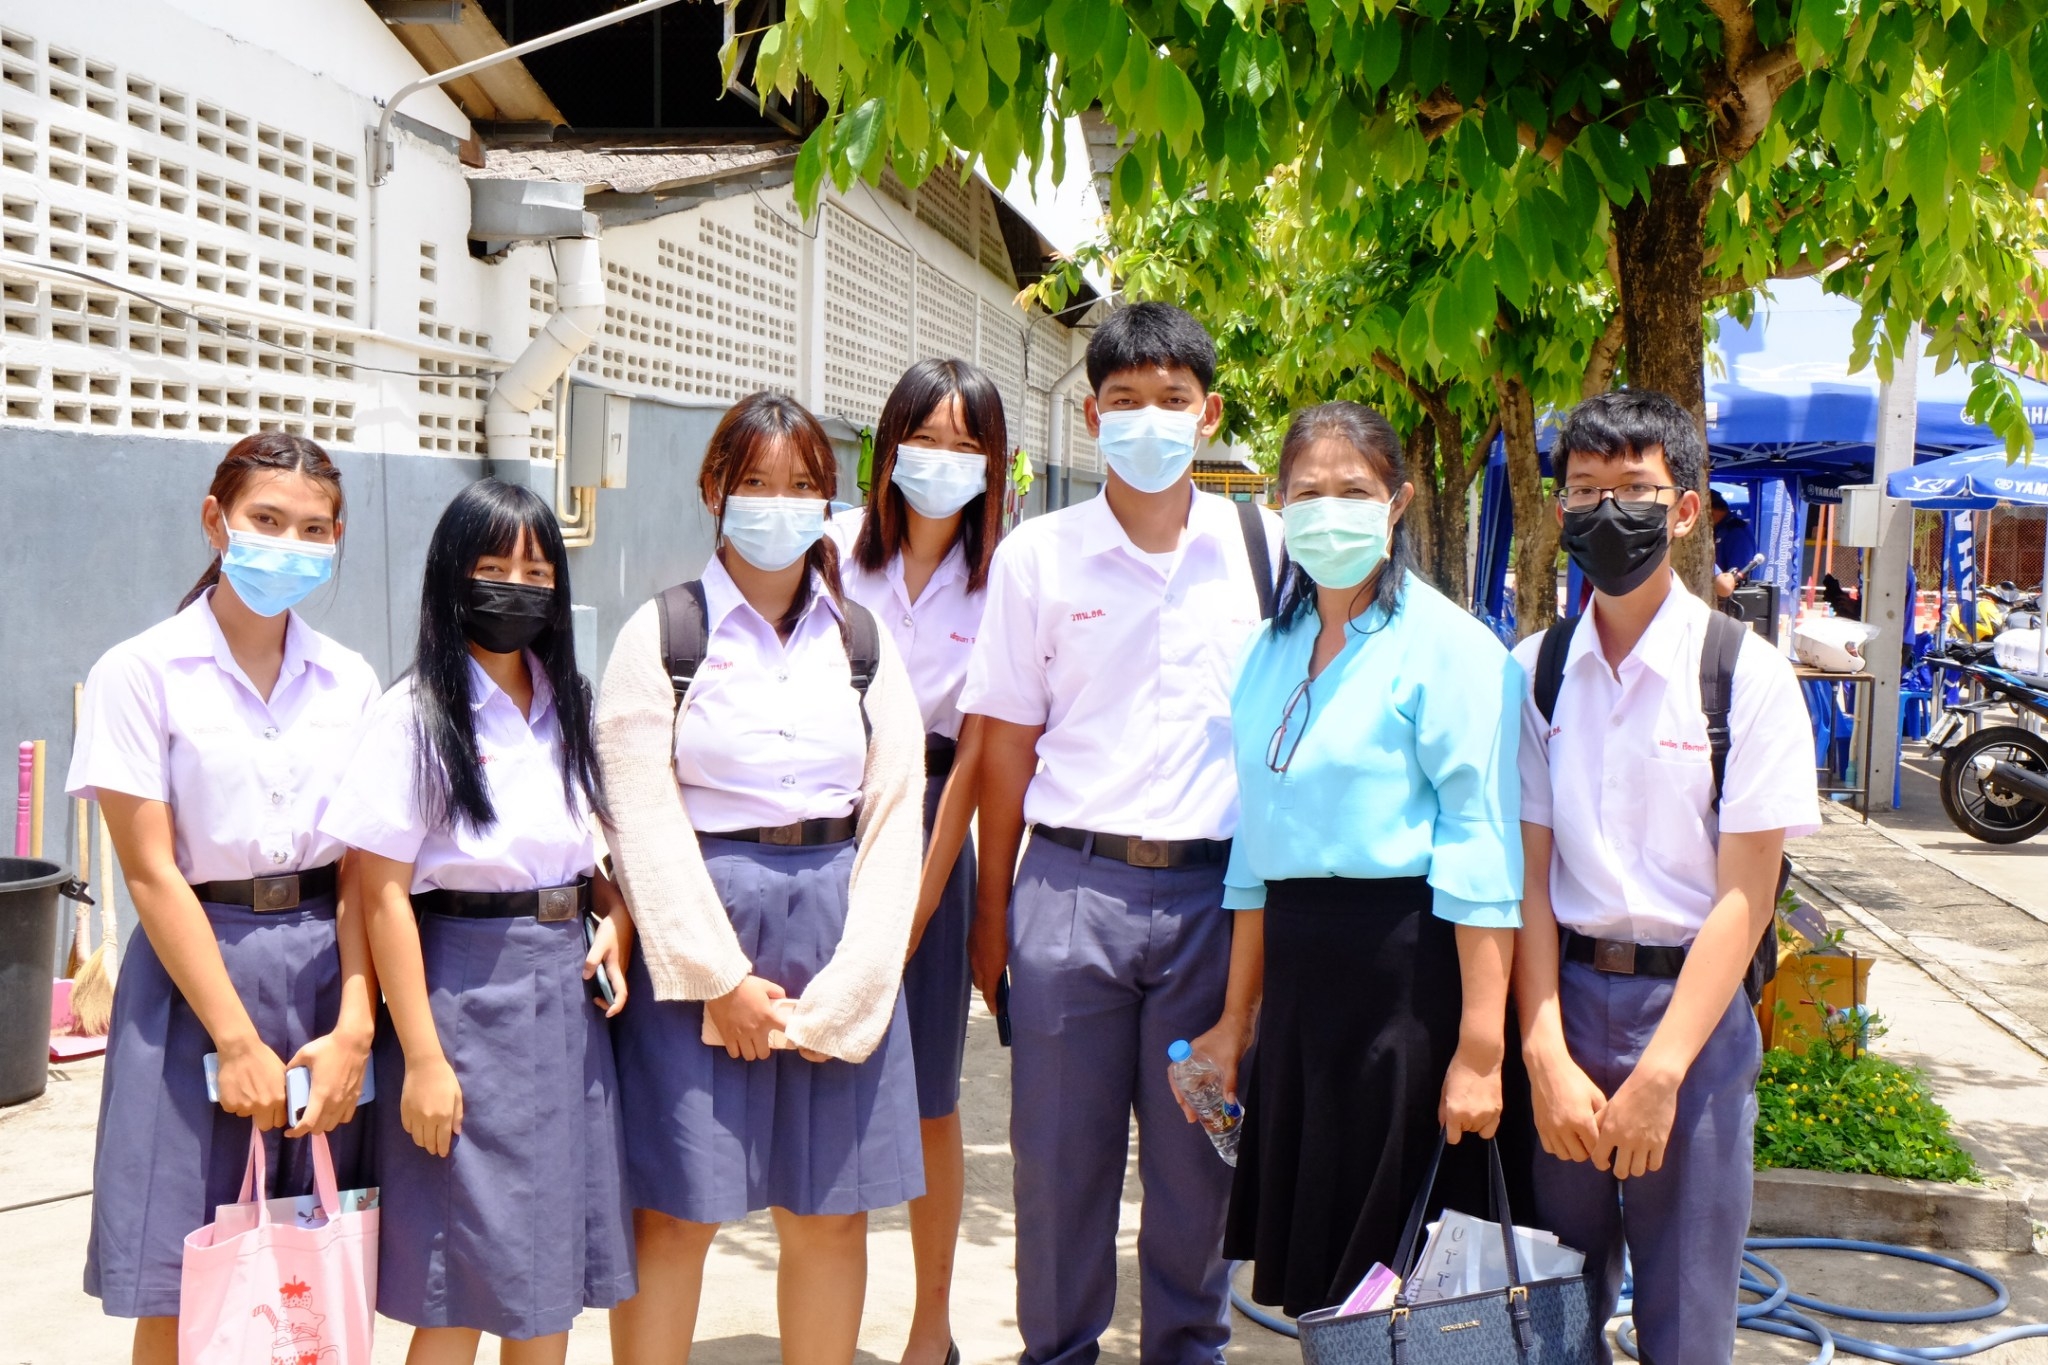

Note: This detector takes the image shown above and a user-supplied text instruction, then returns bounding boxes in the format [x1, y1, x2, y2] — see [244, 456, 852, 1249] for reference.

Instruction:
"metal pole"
[1865, 328, 1924, 810]
[370, 0, 688, 184]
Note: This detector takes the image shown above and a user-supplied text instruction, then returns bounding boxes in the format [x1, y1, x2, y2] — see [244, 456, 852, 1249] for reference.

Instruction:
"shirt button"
[776, 669, 789, 682]
[1165, 592, 1178, 605]
[1611, 715, 1623, 727]
[263, 727, 279, 741]
[269, 791, 285, 807]
[780, 728, 794, 740]
[779, 775, 797, 787]
[270, 850, 287, 865]
[901, 614, 914, 628]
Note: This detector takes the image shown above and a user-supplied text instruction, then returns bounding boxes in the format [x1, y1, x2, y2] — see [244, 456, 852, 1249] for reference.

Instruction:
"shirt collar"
[170, 590, 331, 690]
[466, 651, 556, 722]
[885, 536, 968, 602]
[1571, 572, 1704, 682]
[1074, 485, 1234, 560]
[700, 552, 845, 634]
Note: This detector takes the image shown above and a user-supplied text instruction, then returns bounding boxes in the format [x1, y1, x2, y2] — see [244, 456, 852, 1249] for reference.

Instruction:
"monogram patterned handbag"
[1295, 1136, 1604, 1365]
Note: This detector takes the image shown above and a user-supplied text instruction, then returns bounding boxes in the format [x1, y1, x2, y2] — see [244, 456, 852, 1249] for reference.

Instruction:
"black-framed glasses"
[1266, 677, 1312, 774]
[1556, 483, 1678, 512]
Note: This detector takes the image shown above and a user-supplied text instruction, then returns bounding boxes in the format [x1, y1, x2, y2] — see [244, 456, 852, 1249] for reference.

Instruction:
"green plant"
[1756, 1041, 1978, 1182]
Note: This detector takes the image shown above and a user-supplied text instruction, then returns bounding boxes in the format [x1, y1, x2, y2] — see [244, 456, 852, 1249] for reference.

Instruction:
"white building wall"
[0, 0, 1080, 468]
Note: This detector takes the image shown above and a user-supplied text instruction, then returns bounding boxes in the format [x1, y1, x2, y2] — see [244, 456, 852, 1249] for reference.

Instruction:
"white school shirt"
[828, 506, 985, 739]
[65, 592, 381, 884]
[1513, 576, 1820, 946]
[670, 554, 866, 831]
[318, 658, 599, 894]
[958, 487, 1283, 841]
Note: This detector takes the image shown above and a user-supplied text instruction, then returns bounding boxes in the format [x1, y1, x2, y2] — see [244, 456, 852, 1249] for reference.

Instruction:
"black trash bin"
[0, 858, 70, 1106]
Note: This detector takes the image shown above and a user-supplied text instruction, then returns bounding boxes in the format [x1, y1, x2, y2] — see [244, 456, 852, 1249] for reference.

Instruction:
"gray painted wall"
[0, 396, 822, 969]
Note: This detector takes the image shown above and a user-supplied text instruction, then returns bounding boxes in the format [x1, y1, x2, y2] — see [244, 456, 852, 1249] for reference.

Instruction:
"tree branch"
[1704, 243, 1855, 299]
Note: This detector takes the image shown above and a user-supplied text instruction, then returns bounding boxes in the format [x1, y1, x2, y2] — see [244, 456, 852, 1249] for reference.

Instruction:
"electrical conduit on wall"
[484, 232, 602, 471]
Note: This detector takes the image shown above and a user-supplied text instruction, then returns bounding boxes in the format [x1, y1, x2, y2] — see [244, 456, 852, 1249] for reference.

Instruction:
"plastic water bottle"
[1168, 1039, 1242, 1167]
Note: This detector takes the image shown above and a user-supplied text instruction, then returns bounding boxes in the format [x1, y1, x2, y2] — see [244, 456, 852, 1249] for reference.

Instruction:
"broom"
[64, 685, 90, 978]
[69, 804, 119, 1037]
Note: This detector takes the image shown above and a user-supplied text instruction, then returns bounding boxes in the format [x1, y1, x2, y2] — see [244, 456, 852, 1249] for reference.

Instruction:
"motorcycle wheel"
[1939, 725, 2048, 844]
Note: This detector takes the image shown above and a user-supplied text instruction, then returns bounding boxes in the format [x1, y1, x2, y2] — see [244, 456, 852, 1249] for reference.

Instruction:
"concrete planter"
[1751, 1137, 2037, 1251]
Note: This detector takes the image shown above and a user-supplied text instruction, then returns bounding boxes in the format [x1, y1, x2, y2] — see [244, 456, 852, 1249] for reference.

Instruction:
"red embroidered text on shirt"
[1070, 609, 1106, 622]
[1657, 738, 1710, 753]
[949, 632, 976, 644]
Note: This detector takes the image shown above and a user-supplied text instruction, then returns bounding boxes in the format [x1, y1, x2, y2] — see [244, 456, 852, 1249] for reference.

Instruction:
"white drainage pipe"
[484, 233, 602, 474]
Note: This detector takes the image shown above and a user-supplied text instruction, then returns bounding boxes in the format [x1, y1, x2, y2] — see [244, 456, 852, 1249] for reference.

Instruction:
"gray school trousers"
[1006, 834, 1236, 1365]
[1529, 959, 1762, 1365]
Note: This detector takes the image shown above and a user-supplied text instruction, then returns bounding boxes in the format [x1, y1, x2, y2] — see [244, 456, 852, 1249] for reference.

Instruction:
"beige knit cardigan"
[593, 598, 925, 1063]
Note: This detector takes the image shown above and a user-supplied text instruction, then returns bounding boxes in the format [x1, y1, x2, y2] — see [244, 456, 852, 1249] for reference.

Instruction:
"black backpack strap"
[1236, 499, 1276, 622]
[656, 580, 710, 713]
[841, 599, 880, 699]
[1532, 612, 1582, 723]
[1698, 609, 1745, 811]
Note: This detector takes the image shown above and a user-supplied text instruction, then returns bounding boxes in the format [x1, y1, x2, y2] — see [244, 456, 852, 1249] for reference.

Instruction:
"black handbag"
[1295, 1135, 1604, 1365]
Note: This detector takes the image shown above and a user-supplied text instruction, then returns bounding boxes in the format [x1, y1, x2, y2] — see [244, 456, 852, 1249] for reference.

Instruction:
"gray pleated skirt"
[371, 910, 635, 1339]
[83, 895, 370, 1319]
[611, 836, 924, 1223]
[905, 770, 977, 1119]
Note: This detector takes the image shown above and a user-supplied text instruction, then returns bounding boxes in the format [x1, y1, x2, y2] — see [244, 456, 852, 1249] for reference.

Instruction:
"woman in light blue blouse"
[1184, 401, 1525, 1317]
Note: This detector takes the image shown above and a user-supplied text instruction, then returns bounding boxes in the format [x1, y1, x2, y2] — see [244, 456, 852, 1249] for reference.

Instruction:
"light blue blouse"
[1222, 572, 1524, 926]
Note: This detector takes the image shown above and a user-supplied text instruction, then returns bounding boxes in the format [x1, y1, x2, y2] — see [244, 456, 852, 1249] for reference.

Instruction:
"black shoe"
[943, 1345, 960, 1365]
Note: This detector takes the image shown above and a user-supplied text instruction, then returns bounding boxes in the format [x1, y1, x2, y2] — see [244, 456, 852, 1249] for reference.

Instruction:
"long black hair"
[409, 478, 606, 834]
[1273, 402, 1414, 631]
[853, 358, 1009, 593]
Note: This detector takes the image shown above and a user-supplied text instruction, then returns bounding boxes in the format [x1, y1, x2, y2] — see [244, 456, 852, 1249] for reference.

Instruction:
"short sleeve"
[1510, 634, 1554, 830]
[66, 647, 170, 803]
[1412, 610, 1523, 927]
[1222, 835, 1266, 910]
[957, 537, 1049, 726]
[317, 684, 431, 866]
[1718, 637, 1821, 839]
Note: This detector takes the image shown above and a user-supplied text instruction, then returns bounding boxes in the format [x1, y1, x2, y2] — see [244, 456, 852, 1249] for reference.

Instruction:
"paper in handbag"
[1294, 1134, 1603, 1365]
[178, 1129, 378, 1365]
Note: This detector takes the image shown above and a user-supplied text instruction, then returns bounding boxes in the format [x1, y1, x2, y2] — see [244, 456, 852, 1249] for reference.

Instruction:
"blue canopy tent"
[1887, 445, 2048, 675]
[1471, 277, 2048, 624]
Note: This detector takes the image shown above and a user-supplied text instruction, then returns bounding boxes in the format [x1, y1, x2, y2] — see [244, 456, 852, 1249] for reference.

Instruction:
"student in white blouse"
[67, 434, 378, 1365]
[597, 392, 926, 1365]
[321, 479, 635, 1362]
[829, 357, 1010, 1365]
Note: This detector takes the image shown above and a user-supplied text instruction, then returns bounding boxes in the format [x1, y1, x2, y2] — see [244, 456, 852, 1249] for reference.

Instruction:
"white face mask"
[890, 446, 988, 519]
[1097, 406, 1203, 493]
[721, 494, 827, 571]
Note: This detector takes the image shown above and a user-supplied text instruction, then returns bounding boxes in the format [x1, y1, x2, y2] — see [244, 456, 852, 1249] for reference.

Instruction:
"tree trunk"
[1611, 165, 1715, 596]
[1404, 419, 1441, 591]
[1497, 371, 1557, 639]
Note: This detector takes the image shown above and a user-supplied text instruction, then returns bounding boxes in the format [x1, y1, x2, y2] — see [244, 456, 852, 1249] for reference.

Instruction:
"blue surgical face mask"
[722, 494, 827, 572]
[1281, 496, 1392, 590]
[218, 528, 335, 617]
[1097, 406, 1202, 493]
[891, 446, 988, 519]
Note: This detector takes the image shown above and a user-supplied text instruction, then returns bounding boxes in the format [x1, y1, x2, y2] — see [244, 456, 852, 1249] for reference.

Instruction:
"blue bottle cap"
[1167, 1039, 1192, 1063]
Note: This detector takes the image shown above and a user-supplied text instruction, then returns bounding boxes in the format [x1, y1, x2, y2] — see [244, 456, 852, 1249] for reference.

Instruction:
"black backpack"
[1532, 607, 1788, 1006]
[655, 580, 881, 730]
[1236, 499, 1276, 622]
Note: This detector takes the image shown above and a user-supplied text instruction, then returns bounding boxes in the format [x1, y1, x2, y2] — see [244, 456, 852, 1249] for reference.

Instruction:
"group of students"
[71, 298, 1817, 1365]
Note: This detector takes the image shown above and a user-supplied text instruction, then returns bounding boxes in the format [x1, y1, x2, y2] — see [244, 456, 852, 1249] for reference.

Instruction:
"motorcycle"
[1924, 639, 2048, 844]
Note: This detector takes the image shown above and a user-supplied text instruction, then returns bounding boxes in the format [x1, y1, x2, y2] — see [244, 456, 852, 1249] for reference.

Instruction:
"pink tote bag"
[178, 1130, 378, 1364]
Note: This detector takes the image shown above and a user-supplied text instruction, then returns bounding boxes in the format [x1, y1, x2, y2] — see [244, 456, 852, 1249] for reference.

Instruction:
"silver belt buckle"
[1126, 838, 1168, 869]
[761, 823, 804, 846]
[1593, 938, 1638, 975]
[536, 885, 578, 923]
[251, 875, 300, 912]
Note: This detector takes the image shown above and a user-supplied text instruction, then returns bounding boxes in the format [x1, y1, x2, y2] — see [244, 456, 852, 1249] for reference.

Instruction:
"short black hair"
[1556, 389, 1705, 493]
[1084, 301, 1216, 394]
[1710, 489, 1729, 512]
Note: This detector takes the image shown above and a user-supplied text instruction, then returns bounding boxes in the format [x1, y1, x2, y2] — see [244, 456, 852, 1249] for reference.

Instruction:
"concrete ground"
[7, 784, 2048, 1363]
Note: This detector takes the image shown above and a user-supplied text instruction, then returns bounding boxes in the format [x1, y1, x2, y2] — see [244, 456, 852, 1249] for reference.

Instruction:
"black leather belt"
[412, 878, 590, 923]
[1563, 928, 1689, 979]
[1031, 824, 1231, 869]
[191, 863, 338, 912]
[925, 734, 957, 778]
[707, 815, 858, 847]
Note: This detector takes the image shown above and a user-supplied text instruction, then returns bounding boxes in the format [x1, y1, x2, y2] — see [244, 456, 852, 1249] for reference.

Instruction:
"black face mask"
[1560, 498, 1671, 597]
[463, 579, 554, 655]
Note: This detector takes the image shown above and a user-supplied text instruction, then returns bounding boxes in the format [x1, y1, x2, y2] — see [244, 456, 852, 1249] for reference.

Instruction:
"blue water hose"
[1230, 1238, 2048, 1362]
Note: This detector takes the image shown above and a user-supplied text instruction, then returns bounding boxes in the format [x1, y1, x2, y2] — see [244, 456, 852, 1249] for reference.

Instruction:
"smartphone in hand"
[583, 911, 618, 1010]
[996, 970, 1013, 1048]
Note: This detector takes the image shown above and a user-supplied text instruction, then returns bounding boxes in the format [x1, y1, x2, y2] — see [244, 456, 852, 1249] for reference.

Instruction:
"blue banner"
[1950, 511, 1976, 633]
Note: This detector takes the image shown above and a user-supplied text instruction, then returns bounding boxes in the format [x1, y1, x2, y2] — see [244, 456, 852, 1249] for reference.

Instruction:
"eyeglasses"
[1556, 484, 1678, 512]
[1266, 677, 1312, 775]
